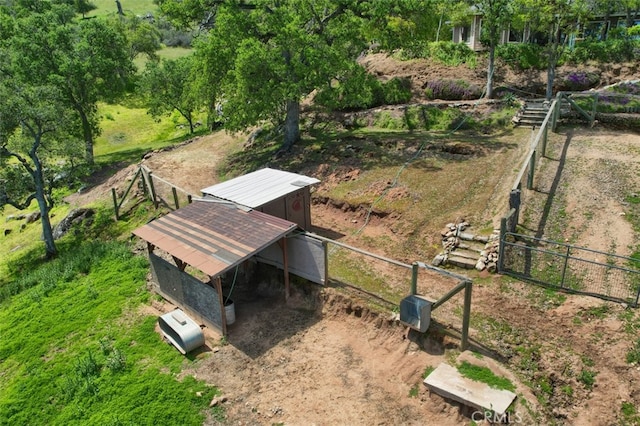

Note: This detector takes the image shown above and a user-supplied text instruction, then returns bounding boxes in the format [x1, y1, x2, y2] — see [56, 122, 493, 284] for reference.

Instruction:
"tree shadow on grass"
[222, 127, 520, 178]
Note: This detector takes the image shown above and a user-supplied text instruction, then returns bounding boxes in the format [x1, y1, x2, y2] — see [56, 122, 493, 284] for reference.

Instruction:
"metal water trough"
[158, 309, 205, 354]
[399, 295, 433, 333]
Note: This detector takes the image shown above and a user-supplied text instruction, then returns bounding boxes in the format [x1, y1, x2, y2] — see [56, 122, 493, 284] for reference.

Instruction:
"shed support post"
[280, 237, 290, 300]
[323, 241, 329, 285]
[215, 276, 227, 336]
[172, 256, 186, 271]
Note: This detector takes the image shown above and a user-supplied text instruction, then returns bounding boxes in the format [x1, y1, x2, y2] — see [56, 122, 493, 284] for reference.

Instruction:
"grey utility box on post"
[399, 295, 433, 333]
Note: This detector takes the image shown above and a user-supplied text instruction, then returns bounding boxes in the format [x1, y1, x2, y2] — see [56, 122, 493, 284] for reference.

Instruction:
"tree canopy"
[159, 0, 386, 150]
[0, 1, 132, 257]
[140, 56, 199, 134]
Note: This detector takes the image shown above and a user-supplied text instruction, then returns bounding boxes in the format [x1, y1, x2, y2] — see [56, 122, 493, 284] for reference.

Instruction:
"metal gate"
[499, 232, 640, 307]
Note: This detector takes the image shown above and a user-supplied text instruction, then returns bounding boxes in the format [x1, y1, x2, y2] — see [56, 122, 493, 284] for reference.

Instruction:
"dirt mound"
[360, 52, 639, 99]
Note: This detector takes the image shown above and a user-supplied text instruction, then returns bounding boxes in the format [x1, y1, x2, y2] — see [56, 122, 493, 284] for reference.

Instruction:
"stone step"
[447, 254, 478, 269]
[424, 363, 517, 417]
[457, 240, 486, 252]
[450, 248, 479, 261]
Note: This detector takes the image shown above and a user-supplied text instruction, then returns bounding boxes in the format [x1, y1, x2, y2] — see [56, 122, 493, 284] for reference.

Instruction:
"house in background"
[451, 7, 523, 52]
[451, 6, 484, 51]
[452, 8, 639, 51]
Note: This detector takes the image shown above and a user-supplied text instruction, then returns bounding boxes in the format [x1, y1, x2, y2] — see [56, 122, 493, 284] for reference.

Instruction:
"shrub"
[397, 41, 476, 66]
[566, 37, 639, 64]
[609, 82, 640, 96]
[314, 64, 384, 111]
[382, 77, 412, 105]
[427, 41, 477, 67]
[559, 71, 600, 91]
[315, 70, 412, 111]
[425, 79, 482, 100]
[496, 43, 546, 70]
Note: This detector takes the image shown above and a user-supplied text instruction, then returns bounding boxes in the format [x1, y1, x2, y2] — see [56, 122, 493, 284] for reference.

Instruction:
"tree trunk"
[78, 107, 94, 165]
[486, 45, 495, 99]
[31, 150, 57, 258]
[546, 23, 560, 101]
[546, 58, 555, 101]
[187, 113, 194, 134]
[601, 7, 611, 41]
[282, 99, 300, 151]
[626, 7, 639, 29]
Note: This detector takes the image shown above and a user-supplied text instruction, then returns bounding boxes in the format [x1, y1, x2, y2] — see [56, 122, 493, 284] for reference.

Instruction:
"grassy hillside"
[90, 0, 157, 17]
[0, 211, 223, 424]
[95, 102, 205, 165]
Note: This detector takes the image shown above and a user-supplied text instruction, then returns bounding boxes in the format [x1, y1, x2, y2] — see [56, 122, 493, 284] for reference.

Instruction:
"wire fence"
[501, 232, 640, 306]
[113, 165, 194, 219]
[140, 166, 192, 211]
[323, 238, 469, 340]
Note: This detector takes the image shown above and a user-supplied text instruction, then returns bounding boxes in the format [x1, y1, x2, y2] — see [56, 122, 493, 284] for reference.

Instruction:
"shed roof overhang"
[132, 199, 298, 277]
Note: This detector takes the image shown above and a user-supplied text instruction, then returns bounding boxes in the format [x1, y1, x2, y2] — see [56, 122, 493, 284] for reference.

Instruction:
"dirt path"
[73, 122, 640, 425]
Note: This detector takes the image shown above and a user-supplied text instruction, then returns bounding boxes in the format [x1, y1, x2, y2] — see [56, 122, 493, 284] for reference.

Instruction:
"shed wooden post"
[280, 237, 290, 300]
[215, 276, 227, 336]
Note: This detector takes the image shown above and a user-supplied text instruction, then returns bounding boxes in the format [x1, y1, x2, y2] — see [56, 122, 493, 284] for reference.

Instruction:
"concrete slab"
[424, 363, 516, 416]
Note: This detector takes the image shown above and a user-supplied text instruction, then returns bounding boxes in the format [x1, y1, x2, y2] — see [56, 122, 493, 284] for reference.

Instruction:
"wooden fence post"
[112, 188, 119, 221]
[172, 187, 180, 210]
[498, 218, 507, 273]
[461, 281, 472, 351]
[560, 245, 571, 288]
[591, 93, 598, 127]
[147, 171, 158, 209]
[509, 189, 521, 232]
[527, 150, 536, 190]
[411, 262, 419, 295]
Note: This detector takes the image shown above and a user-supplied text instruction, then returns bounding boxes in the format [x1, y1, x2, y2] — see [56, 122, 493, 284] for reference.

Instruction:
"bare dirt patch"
[360, 52, 639, 100]
[64, 52, 640, 425]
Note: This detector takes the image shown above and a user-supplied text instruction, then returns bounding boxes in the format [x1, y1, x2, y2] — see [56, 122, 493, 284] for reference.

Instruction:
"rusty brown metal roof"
[132, 200, 297, 277]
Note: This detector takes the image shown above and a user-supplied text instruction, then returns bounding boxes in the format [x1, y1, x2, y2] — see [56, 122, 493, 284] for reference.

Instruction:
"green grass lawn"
[0, 214, 222, 424]
[90, 0, 157, 17]
[134, 46, 194, 73]
[95, 102, 205, 165]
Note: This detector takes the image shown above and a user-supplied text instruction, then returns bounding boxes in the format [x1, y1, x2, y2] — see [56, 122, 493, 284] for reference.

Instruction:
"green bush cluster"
[397, 41, 477, 67]
[372, 105, 476, 131]
[496, 43, 547, 70]
[315, 65, 412, 111]
[565, 38, 639, 64]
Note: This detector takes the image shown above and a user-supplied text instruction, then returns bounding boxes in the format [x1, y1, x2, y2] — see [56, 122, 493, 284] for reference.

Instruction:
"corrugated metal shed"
[132, 199, 297, 277]
[200, 168, 320, 208]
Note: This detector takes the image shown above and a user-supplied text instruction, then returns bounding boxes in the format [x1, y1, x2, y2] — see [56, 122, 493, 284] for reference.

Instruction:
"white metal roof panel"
[200, 168, 320, 208]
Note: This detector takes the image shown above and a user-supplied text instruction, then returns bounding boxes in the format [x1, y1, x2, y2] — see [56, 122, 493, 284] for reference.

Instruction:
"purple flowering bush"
[609, 82, 640, 96]
[560, 72, 600, 91]
[425, 79, 482, 101]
